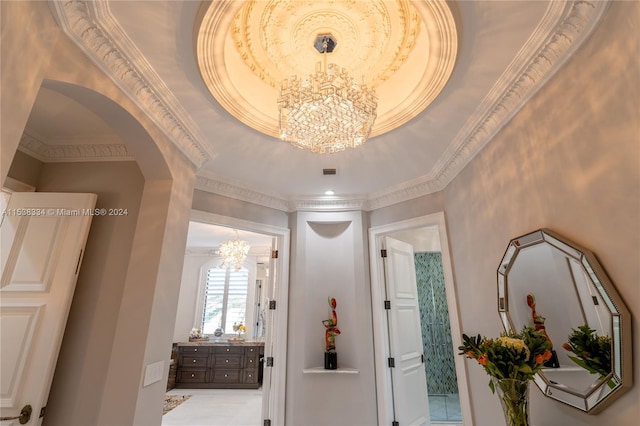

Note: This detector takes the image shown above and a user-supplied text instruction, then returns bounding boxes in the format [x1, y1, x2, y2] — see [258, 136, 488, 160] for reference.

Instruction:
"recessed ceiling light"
[324, 190, 335, 196]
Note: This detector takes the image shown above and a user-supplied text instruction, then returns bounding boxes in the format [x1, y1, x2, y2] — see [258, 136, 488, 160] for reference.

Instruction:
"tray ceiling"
[30, 0, 609, 211]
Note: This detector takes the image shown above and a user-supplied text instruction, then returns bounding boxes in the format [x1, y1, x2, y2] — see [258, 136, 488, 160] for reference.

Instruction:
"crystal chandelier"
[278, 35, 377, 154]
[218, 231, 250, 271]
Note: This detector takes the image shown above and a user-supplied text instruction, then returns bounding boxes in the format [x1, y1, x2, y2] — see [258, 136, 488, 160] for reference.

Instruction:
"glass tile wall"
[415, 252, 462, 423]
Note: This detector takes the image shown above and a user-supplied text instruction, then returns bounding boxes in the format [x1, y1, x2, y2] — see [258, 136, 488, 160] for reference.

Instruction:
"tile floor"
[429, 393, 462, 425]
[162, 388, 262, 426]
[163, 388, 463, 426]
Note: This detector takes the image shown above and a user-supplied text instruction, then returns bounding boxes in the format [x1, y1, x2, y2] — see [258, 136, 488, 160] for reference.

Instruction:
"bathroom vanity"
[174, 341, 264, 389]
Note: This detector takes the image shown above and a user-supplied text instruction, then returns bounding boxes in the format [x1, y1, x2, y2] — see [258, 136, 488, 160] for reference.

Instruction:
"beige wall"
[192, 189, 289, 229]
[7, 150, 43, 188]
[0, 1, 59, 185]
[34, 161, 144, 425]
[369, 191, 445, 228]
[443, 2, 639, 425]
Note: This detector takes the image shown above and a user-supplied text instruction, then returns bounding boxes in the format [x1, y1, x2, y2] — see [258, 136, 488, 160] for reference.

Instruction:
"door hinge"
[75, 249, 83, 275]
[266, 357, 274, 367]
[271, 250, 278, 259]
[380, 249, 387, 258]
[269, 300, 276, 310]
[392, 421, 399, 426]
[40, 406, 46, 418]
[592, 296, 599, 305]
[421, 354, 425, 364]
[384, 300, 391, 310]
[388, 357, 395, 368]
[264, 419, 271, 426]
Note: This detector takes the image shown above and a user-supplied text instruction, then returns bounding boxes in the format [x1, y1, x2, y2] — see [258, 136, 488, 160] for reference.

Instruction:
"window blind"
[202, 267, 249, 334]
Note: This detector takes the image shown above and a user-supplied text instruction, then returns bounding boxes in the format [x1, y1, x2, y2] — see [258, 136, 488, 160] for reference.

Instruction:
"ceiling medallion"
[195, 0, 458, 144]
[278, 34, 377, 154]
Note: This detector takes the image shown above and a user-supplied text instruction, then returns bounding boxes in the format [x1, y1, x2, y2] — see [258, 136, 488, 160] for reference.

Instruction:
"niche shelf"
[302, 367, 359, 374]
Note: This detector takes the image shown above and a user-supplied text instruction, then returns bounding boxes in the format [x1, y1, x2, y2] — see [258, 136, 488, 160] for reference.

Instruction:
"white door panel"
[1, 192, 96, 425]
[384, 236, 430, 426]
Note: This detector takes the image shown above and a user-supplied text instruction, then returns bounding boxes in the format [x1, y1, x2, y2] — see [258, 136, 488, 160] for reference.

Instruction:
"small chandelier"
[278, 34, 377, 154]
[218, 230, 250, 271]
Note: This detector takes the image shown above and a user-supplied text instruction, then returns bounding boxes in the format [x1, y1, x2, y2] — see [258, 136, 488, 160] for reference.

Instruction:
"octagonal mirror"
[497, 229, 632, 414]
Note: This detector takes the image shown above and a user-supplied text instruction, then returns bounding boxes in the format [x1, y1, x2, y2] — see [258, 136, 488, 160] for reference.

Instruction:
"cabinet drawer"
[180, 346, 209, 354]
[245, 346, 260, 355]
[213, 369, 240, 383]
[178, 369, 207, 383]
[215, 355, 242, 367]
[243, 368, 259, 384]
[244, 354, 259, 368]
[179, 355, 209, 368]
[215, 346, 244, 354]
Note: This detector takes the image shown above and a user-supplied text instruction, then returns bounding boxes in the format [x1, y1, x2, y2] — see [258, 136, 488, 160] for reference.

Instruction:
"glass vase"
[492, 378, 530, 426]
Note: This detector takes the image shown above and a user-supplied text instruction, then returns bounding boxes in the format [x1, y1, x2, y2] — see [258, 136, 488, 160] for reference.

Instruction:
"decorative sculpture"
[526, 294, 559, 368]
[322, 297, 341, 369]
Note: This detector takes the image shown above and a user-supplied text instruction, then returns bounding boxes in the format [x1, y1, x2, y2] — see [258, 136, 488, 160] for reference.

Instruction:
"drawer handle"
[224, 374, 228, 377]
[193, 360, 196, 363]
[225, 359, 229, 363]
[194, 348, 197, 352]
[248, 374, 252, 378]
[249, 359, 253, 363]
[226, 348, 230, 352]
[191, 373, 195, 377]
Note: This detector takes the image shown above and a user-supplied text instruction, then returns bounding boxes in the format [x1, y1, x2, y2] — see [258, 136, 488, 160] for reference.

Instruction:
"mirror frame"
[497, 229, 632, 414]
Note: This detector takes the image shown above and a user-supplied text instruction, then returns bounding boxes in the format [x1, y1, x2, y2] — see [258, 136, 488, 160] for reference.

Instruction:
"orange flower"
[536, 350, 553, 364]
[562, 342, 572, 352]
[466, 351, 475, 359]
[478, 354, 488, 366]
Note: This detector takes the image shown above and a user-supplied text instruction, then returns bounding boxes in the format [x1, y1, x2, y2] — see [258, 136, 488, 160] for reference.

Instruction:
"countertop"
[177, 340, 265, 347]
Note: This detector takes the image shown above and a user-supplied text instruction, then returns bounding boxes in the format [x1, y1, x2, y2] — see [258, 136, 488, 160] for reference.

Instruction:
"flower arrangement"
[459, 326, 552, 426]
[189, 327, 205, 342]
[232, 322, 246, 337]
[459, 326, 553, 390]
[562, 324, 611, 378]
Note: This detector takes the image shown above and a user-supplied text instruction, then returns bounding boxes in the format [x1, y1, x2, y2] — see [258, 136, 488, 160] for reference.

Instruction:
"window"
[201, 266, 249, 334]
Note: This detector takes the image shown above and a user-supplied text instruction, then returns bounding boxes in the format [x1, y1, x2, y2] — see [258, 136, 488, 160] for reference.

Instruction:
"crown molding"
[367, 0, 609, 209]
[290, 198, 368, 212]
[19, 131, 133, 162]
[49, 0, 212, 168]
[195, 174, 291, 212]
[429, 0, 609, 190]
[195, 174, 368, 212]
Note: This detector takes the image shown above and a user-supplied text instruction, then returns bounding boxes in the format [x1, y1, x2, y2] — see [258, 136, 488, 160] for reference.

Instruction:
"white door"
[261, 237, 276, 424]
[384, 236, 430, 426]
[1, 192, 96, 425]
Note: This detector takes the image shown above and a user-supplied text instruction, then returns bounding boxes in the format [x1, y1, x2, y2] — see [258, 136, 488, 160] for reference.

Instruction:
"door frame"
[368, 212, 473, 425]
[190, 210, 290, 426]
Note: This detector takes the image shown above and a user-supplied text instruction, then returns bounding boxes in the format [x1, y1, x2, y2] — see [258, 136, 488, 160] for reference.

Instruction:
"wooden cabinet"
[175, 343, 264, 389]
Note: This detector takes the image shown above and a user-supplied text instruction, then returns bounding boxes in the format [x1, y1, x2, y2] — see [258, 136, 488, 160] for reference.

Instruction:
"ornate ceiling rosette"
[195, 0, 459, 139]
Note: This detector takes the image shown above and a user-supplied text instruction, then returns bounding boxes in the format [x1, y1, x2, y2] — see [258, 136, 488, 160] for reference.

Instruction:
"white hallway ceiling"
[22, 0, 609, 212]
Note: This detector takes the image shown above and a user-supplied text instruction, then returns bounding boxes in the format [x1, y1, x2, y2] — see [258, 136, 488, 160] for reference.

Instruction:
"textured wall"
[443, 2, 640, 425]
